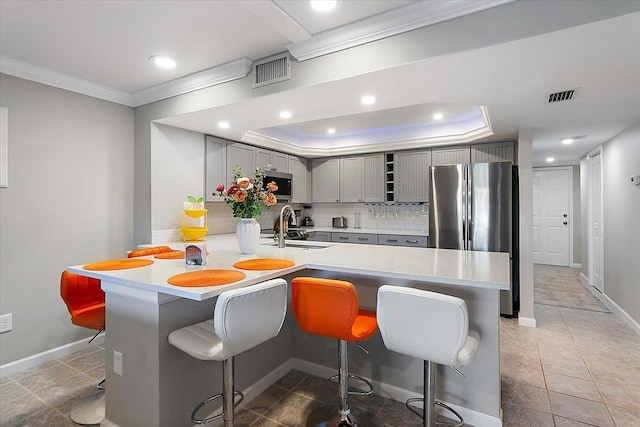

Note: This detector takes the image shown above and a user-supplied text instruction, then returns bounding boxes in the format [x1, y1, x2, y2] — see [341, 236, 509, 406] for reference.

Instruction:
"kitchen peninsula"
[68, 234, 509, 427]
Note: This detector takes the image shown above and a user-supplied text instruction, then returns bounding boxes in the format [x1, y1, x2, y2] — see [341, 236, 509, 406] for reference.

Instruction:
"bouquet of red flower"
[214, 165, 278, 218]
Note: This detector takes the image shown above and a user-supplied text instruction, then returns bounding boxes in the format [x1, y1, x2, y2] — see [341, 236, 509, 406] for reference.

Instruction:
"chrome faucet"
[278, 204, 296, 248]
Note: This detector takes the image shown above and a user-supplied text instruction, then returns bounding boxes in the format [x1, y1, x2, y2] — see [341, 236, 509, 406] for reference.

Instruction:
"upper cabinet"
[205, 136, 227, 202]
[339, 154, 384, 203]
[226, 143, 256, 184]
[289, 155, 310, 203]
[395, 150, 431, 202]
[471, 142, 514, 163]
[312, 158, 340, 202]
[431, 147, 471, 166]
[256, 148, 289, 172]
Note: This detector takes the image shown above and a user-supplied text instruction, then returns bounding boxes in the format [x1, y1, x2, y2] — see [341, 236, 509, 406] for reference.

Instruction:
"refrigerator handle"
[463, 165, 469, 250]
[467, 165, 472, 249]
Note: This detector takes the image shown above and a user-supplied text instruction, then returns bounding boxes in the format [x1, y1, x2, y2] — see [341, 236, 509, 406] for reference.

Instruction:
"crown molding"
[0, 55, 134, 106]
[287, 0, 513, 61]
[131, 58, 252, 107]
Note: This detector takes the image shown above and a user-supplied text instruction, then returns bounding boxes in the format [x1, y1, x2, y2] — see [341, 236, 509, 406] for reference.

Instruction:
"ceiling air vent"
[546, 88, 581, 103]
[252, 53, 291, 88]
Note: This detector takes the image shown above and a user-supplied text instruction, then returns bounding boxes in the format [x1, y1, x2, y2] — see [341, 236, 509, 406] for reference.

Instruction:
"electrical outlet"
[114, 351, 123, 376]
[0, 313, 12, 333]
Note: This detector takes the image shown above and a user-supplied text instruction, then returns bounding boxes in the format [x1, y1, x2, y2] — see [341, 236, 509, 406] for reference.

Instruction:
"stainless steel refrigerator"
[428, 162, 518, 316]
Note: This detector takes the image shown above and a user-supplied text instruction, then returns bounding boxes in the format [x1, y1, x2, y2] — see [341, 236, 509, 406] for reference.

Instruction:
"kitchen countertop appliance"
[302, 205, 314, 227]
[428, 161, 519, 316]
[332, 216, 347, 228]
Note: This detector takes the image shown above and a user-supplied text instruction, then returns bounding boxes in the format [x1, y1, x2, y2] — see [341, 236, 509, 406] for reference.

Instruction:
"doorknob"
[563, 221, 568, 225]
[563, 214, 568, 218]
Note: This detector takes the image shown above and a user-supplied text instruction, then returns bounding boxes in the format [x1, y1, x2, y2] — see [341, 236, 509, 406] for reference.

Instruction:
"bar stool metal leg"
[306, 340, 383, 427]
[191, 357, 244, 425]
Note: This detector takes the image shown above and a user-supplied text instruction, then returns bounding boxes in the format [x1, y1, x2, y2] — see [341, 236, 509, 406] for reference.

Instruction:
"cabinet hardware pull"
[358, 237, 368, 241]
[339, 236, 349, 240]
[387, 239, 398, 242]
[406, 240, 418, 244]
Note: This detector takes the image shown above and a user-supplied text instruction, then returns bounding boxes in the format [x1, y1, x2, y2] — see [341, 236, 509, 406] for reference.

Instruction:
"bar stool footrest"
[405, 398, 464, 427]
[191, 391, 244, 425]
[329, 373, 373, 396]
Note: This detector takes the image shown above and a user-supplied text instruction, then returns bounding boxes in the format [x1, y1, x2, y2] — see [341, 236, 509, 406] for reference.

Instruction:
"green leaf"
[187, 195, 196, 203]
[196, 197, 204, 203]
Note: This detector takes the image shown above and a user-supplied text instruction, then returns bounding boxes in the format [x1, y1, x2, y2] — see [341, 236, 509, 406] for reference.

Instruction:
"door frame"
[532, 166, 574, 267]
[587, 145, 604, 292]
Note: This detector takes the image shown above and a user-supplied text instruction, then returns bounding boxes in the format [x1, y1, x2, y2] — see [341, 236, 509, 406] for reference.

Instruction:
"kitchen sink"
[261, 242, 330, 250]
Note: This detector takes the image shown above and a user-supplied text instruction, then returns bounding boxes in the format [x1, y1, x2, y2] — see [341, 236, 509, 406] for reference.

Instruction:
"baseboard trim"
[571, 263, 582, 269]
[518, 316, 537, 328]
[292, 358, 502, 427]
[579, 272, 590, 287]
[600, 293, 640, 334]
[0, 333, 105, 378]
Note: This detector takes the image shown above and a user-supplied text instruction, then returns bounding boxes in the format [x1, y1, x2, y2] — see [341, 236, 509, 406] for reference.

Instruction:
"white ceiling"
[1, 1, 640, 166]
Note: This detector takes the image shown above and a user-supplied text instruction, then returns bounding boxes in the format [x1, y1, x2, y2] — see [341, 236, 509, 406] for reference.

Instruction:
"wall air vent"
[252, 53, 291, 88]
[546, 88, 581, 103]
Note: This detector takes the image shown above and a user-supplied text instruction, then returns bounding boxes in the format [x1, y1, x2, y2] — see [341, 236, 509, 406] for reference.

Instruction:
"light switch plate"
[0, 313, 12, 333]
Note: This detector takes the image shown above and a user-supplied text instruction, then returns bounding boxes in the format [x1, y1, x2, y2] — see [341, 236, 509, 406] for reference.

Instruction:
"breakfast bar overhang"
[68, 234, 510, 427]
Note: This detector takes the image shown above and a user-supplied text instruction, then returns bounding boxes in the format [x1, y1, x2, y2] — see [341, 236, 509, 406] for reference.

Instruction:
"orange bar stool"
[377, 286, 480, 427]
[127, 245, 173, 257]
[291, 277, 383, 427]
[60, 271, 106, 425]
[168, 279, 288, 426]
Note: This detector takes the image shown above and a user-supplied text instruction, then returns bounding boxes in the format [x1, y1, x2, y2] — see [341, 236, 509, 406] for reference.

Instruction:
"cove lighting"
[218, 121, 230, 129]
[150, 56, 176, 69]
[433, 113, 444, 120]
[310, 0, 337, 12]
[546, 157, 555, 163]
[561, 138, 574, 145]
[279, 110, 292, 119]
[327, 128, 336, 134]
[361, 95, 376, 105]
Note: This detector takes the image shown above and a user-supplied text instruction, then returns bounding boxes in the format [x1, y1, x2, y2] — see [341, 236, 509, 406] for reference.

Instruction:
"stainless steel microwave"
[264, 171, 293, 200]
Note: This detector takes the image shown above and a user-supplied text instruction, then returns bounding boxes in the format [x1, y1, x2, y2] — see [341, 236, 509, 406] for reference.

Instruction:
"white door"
[532, 168, 571, 266]
[589, 151, 604, 291]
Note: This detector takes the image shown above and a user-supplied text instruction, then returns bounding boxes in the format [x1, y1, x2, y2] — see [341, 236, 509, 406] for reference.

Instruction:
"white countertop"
[68, 234, 509, 301]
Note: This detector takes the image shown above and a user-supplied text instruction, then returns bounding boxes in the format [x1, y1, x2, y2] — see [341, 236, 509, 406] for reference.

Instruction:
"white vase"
[236, 218, 261, 254]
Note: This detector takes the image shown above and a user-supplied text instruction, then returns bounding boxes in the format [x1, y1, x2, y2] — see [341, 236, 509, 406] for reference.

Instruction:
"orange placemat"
[84, 259, 154, 271]
[167, 270, 246, 287]
[233, 258, 295, 271]
[155, 251, 185, 259]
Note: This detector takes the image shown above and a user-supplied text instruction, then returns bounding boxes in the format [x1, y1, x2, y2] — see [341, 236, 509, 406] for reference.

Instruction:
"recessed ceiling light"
[150, 56, 176, 69]
[361, 95, 375, 105]
[279, 110, 292, 119]
[546, 157, 555, 163]
[327, 128, 336, 135]
[218, 121, 230, 129]
[310, 0, 337, 12]
[433, 113, 444, 120]
[561, 138, 574, 145]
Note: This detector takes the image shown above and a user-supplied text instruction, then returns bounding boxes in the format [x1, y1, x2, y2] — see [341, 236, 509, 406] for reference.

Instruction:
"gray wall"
[0, 74, 134, 364]
[601, 122, 640, 322]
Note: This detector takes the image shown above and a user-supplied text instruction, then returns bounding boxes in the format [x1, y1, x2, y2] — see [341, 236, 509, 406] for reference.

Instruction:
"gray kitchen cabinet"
[205, 136, 227, 202]
[339, 154, 384, 203]
[226, 142, 255, 183]
[471, 142, 514, 163]
[331, 232, 378, 245]
[395, 150, 431, 202]
[312, 158, 340, 202]
[257, 148, 289, 172]
[378, 234, 429, 247]
[431, 147, 471, 166]
[310, 231, 331, 242]
[289, 155, 310, 203]
[339, 157, 363, 202]
[363, 154, 385, 202]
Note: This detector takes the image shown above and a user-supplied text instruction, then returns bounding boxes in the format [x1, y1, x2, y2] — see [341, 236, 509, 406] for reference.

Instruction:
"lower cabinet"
[308, 231, 428, 247]
[378, 234, 429, 248]
[331, 232, 378, 245]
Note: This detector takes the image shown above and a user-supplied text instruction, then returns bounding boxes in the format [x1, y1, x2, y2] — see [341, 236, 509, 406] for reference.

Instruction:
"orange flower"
[266, 181, 278, 192]
[265, 193, 277, 206]
[237, 177, 253, 190]
[233, 189, 248, 202]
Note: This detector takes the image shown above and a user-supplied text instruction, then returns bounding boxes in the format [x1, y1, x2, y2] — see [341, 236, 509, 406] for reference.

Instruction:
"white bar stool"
[168, 279, 288, 426]
[376, 286, 480, 427]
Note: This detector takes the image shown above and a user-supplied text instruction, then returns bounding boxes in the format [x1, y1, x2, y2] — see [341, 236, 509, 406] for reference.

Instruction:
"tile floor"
[1, 266, 639, 426]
